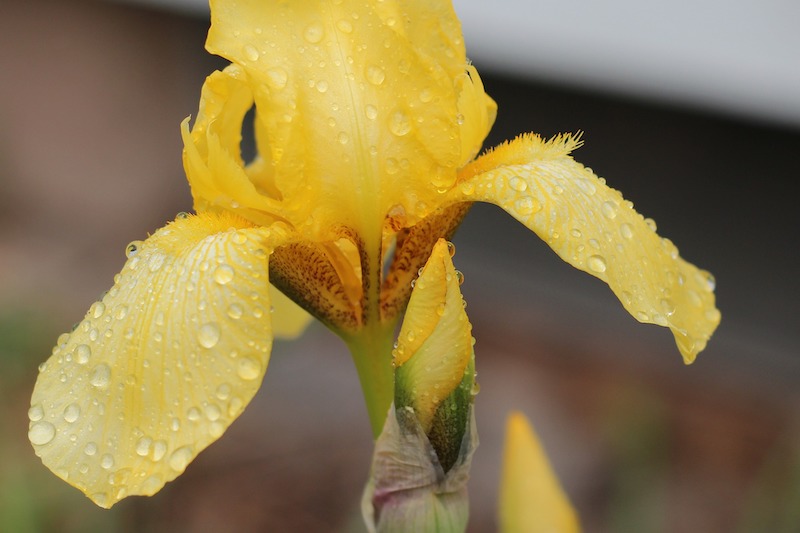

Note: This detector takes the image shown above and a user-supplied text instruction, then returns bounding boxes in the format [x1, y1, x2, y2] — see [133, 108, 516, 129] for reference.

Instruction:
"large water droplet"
[365, 104, 378, 120]
[90, 364, 111, 388]
[266, 67, 288, 89]
[601, 200, 618, 219]
[366, 65, 386, 85]
[588, 255, 607, 273]
[237, 357, 261, 380]
[509, 176, 528, 192]
[136, 437, 152, 457]
[620, 223, 634, 240]
[84, 442, 98, 456]
[303, 23, 324, 43]
[213, 265, 234, 285]
[126, 241, 142, 258]
[227, 303, 243, 320]
[63, 403, 81, 423]
[243, 44, 260, 62]
[75, 344, 91, 364]
[100, 454, 115, 470]
[28, 404, 44, 422]
[169, 447, 193, 472]
[514, 196, 541, 216]
[91, 302, 106, 319]
[152, 440, 168, 462]
[388, 110, 411, 136]
[29, 421, 56, 445]
[197, 323, 221, 349]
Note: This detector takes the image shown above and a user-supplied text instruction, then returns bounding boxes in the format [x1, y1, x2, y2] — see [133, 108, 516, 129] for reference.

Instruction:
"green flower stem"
[345, 322, 397, 439]
[344, 232, 398, 439]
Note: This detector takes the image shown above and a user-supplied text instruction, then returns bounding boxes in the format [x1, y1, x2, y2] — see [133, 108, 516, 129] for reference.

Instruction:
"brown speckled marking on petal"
[381, 202, 472, 322]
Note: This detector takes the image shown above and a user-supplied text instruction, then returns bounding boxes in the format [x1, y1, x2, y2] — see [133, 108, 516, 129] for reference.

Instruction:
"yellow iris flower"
[28, 0, 719, 510]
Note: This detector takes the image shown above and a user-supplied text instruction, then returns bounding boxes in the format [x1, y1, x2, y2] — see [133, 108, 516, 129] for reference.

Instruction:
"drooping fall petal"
[29, 212, 291, 507]
[499, 412, 581, 533]
[451, 134, 720, 363]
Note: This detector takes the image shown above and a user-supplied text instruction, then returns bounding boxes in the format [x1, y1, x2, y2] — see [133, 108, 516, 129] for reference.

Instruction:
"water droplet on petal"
[205, 404, 221, 421]
[75, 344, 91, 364]
[28, 404, 44, 422]
[446, 241, 456, 257]
[644, 218, 658, 232]
[243, 44, 260, 62]
[588, 255, 607, 273]
[213, 265, 234, 285]
[197, 323, 221, 349]
[91, 302, 106, 319]
[620, 223, 634, 240]
[303, 23, 324, 43]
[577, 179, 597, 195]
[366, 65, 386, 85]
[136, 437, 152, 457]
[227, 303, 243, 320]
[455, 270, 465, 285]
[266, 67, 288, 89]
[336, 19, 353, 33]
[601, 200, 618, 219]
[237, 357, 261, 380]
[126, 241, 142, 258]
[90, 364, 111, 388]
[509, 176, 528, 192]
[63, 403, 81, 423]
[169, 447, 193, 472]
[100, 454, 115, 470]
[365, 104, 378, 120]
[514, 196, 541, 216]
[29, 421, 56, 445]
[84, 442, 98, 456]
[388, 110, 411, 136]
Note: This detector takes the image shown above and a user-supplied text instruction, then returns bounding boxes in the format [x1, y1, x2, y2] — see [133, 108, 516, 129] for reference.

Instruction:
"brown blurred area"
[1, 1, 798, 532]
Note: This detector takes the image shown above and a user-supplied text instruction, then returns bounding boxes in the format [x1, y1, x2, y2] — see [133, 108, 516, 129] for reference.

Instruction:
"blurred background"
[1, 0, 798, 531]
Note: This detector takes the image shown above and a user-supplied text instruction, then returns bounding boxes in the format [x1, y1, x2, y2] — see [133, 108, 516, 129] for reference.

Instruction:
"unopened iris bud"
[363, 240, 478, 533]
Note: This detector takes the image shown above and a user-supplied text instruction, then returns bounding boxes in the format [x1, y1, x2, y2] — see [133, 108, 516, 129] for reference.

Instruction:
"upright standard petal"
[499, 412, 581, 533]
[203, 0, 495, 236]
[450, 134, 720, 363]
[29, 212, 291, 508]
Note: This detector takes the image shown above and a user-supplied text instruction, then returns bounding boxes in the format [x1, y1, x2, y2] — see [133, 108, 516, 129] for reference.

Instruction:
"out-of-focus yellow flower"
[29, 0, 719, 509]
[499, 412, 581, 533]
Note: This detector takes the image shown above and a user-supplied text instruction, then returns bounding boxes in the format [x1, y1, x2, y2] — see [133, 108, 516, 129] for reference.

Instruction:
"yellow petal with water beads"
[499, 412, 581, 533]
[393, 239, 473, 432]
[200, 0, 495, 238]
[29, 212, 290, 508]
[452, 133, 720, 363]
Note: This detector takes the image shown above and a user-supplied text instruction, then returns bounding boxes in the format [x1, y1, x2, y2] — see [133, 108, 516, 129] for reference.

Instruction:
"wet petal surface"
[29, 213, 289, 507]
[452, 134, 720, 363]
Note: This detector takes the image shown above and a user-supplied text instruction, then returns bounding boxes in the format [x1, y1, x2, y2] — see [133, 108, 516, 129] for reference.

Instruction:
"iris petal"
[29, 213, 290, 507]
[203, 0, 494, 235]
[453, 134, 720, 363]
[499, 412, 581, 533]
[394, 240, 473, 432]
